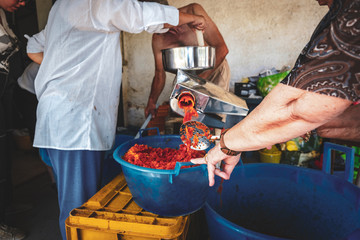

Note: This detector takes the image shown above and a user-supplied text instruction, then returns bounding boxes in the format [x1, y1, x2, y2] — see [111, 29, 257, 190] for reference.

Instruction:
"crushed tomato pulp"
[123, 143, 206, 170]
[122, 91, 207, 170]
[181, 121, 211, 149]
[178, 92, 198, 123]
[178, 91, 203, 149]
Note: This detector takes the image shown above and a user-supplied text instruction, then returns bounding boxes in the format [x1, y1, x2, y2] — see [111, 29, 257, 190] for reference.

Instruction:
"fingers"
[145, 111, 155, 119]
[221, 163, 236, 179]
[194, 24, 205, 30]
[207, 161, 216, 187]
[191, 155, 216, 186]
[191, 157, 207, 165]
[192, 15, 206, 30]
[192, 158, 233, 187]
[214, 168, 229, 180]
[191, 145, 240, 187]
[146, 108, 156, 119]
[195, 23, 206, 30]
[209, 154, 240, 186]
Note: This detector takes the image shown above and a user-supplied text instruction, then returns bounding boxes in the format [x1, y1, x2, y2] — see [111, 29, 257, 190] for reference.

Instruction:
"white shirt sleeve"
[89, 0, 179, 33]
[141, 2, 179, 33]
[26, 28, 46, 53]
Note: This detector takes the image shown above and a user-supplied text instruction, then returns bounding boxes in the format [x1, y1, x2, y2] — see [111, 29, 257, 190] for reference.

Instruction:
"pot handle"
[168, 162, 207, 184]
[173, 162, 194, 176]
[322, 142, 355, 183]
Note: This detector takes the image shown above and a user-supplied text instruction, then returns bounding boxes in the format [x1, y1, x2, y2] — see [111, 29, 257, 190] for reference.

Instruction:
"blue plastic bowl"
[204, 143, 360, 240]
[113, 134, 209, 216]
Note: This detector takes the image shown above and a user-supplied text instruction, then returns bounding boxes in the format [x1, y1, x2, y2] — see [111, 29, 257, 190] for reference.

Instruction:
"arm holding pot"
[178, 3, 229, 80]
[146, 3, 231, 118]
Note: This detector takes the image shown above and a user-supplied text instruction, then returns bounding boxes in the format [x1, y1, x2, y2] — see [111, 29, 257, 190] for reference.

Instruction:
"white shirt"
[27, 0, 179, 150]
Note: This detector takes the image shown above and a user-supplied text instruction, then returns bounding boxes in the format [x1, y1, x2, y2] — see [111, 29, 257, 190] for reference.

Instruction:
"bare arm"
[225, 84, 352, 151]
[180, 3, 228, 79]
[27, 52, 43, 65]
[145, 34, 167, 118]
[316, 103, 360, 142]
[164, 11, 206, 30]
[192, 83, 352, 186]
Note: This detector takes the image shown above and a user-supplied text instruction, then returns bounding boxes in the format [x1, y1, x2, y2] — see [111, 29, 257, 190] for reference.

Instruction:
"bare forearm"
[27, 52, 43, 65]
[178, 12, 199, 26]
[317, 127, 360, 142]
[317, 104, 360, 142]
[164, 12, 205, 29]
[224, 84, 352, 151]
[148, 72, 166, 104]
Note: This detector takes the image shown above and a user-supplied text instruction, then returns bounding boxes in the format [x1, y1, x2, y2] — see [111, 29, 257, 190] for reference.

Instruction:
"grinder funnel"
[170, 70, 249, 128]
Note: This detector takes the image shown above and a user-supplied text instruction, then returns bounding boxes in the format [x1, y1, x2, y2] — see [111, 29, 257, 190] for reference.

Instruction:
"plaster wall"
[35, 0, 52, 30]
[122, 0, 329, 127]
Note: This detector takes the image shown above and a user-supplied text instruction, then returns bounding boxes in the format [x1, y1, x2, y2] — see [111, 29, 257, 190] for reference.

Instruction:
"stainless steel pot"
[162, 46, 215, 73]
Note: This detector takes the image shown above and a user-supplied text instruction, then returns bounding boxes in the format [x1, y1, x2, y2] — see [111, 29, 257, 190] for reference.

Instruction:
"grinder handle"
[196, 30, 205, 47]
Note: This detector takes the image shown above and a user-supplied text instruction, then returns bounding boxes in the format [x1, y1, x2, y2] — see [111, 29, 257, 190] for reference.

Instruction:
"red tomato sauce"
[178, 92, 198, 123]
[123, 144, 206, 170]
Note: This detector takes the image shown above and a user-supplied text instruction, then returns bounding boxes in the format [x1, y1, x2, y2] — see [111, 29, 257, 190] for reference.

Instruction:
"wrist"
[148, 98, 157, 105]
[219, 129, 241, 156]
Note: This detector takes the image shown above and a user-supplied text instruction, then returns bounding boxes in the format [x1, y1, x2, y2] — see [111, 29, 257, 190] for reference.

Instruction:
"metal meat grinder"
[169, 70, 249, 129]
[161, 33, 249, 129]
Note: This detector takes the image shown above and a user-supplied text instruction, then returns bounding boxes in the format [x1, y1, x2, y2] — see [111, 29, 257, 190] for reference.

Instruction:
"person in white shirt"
[26, 0, 206, 238]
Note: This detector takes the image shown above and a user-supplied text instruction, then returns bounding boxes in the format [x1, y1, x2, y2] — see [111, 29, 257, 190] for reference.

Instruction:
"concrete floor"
[8, 148, 61, 240]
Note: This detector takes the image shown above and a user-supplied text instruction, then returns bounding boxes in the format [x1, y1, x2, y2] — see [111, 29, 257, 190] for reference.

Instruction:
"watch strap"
[220, 129, 241, 156]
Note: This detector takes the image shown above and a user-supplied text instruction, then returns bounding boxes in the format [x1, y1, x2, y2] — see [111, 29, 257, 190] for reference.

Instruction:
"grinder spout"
[170, 70, 249, 129]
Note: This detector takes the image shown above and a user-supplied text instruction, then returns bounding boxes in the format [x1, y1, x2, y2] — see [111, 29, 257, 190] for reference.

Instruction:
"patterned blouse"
[281, 0, 360, 103]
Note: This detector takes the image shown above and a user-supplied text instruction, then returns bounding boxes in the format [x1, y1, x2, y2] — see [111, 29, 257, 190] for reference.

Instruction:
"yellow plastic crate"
[66, 174, 189, 240]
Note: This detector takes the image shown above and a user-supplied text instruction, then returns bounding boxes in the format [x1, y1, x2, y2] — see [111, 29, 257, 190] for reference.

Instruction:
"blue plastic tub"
[204, 142, 360, 240]
[113, 134, 209, 216]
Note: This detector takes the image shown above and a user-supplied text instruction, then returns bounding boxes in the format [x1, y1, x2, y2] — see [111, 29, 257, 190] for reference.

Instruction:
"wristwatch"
[220, 129, 241, 156]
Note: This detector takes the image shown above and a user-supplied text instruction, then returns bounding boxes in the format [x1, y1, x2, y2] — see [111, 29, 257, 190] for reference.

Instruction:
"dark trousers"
[46, 149, 104, 239]
[13, 84, 37, 140]
[0, 50, 26, 222]
[0, 89, 14, 223]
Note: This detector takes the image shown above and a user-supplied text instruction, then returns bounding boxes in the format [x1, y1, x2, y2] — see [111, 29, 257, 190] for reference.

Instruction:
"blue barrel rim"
[113, 134, 208, 175]
[205, 162, 360, 240]
[217, 162, 360, 196]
